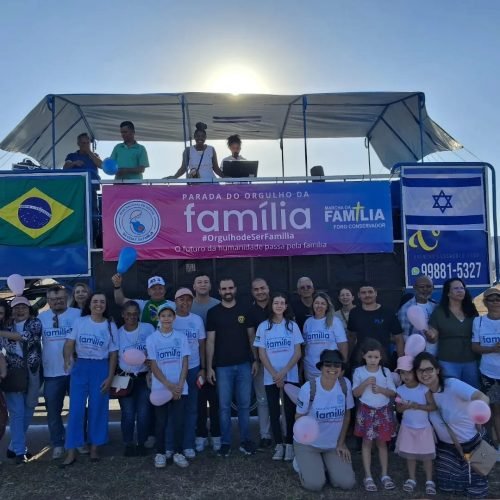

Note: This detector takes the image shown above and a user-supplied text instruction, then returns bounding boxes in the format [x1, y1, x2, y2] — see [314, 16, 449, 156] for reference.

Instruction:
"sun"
[206, 65, 268, 95]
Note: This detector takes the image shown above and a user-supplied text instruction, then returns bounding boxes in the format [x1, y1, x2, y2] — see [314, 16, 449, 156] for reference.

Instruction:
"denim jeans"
[44, 375, 70, 447]
[155, 396, 186, 454]
[118, 375, 151, 446]
[216, 362, 252, 445]
[439, 360, 480, 389]
[4, 392, 36, 455]
[183, 366, 199, 450]
[254, 363, 271, 439]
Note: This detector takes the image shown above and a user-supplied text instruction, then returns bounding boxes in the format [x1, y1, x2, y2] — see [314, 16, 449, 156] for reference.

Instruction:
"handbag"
[109, 374, 133, 398]
[438, 406, 496, 477]
[0, 365, 29, 393]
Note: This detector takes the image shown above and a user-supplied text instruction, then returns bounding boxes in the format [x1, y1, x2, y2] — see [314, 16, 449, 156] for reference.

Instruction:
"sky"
[0, 0, 499, 182]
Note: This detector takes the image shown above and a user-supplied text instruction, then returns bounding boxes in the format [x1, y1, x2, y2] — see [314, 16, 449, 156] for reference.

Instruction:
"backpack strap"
[338, 376, 348, 402]
[309, 378, 316, 403]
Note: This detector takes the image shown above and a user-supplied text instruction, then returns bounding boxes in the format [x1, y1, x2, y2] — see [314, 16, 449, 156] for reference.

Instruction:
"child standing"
[352, 338, 397, 492]
[395, 355, 437, 496]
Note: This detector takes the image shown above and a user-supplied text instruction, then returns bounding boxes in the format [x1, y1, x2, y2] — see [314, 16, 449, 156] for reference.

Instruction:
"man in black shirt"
[290, 276, 314, 331]
[206, 278, 258, 457]
[245, 278, 272, 450]
[347, 283, 404, 370]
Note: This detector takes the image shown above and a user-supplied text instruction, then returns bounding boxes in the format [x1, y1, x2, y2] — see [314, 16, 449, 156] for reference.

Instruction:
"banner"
[406, 229, 490, 287]
[0, 172, 90, 278]
[102, 182, 394, 260]
[401, 167, 486, 230]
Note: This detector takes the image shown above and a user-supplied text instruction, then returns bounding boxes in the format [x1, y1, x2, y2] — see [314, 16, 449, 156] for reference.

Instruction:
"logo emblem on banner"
[114, 200, 161, 245]
[0, 187, 74, 239]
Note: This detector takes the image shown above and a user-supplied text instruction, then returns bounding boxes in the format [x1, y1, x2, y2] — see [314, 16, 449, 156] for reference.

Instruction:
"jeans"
[265, 383, 296, 444]
[44, 375, 70, 447]
[254, 364, 271, 439]
[118, 375, 151, 446]
[216, 362, 252, 445]
[155, 396, 186, 454]
[196, 379, 220, 438]
[4, 392, 36, 455]
[439, 360, 480, 389]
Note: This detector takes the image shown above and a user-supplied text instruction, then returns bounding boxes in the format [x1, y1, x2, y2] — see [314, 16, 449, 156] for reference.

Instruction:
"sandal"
[425, 480, 437, 496]
[381, 475, 396, 490]
[403, 479, 416, 493]
[363, 477, 378, 492]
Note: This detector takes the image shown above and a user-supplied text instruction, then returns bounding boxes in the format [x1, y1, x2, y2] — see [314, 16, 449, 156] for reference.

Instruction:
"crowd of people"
[0, 274, 498, 498]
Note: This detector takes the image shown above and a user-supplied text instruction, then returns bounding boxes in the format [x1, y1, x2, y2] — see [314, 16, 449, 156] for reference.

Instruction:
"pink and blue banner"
[102, 182, 393, 261]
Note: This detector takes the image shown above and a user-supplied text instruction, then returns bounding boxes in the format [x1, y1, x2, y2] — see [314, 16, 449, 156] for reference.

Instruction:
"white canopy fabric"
[0, 92, 461, 169]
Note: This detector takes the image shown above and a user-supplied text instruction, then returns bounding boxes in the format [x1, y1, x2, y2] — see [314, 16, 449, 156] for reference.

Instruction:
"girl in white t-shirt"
[254, 292, 303, 462]
[303, 292, 348, 381]
[352, 338, 397, 492]
[394, 355, 437, 496]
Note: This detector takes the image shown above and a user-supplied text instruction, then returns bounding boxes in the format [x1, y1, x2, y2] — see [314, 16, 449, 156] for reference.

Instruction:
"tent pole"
[418, 93, 424, 162]
[181, 95, 187, 149]
[365, 137, 372, 178]
[302, 95, 308, 177]
[47, 95, 56, 169]
[280, 138, 285, 177]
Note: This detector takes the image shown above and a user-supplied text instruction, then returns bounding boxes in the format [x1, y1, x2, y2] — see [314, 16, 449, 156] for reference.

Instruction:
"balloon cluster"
[7, 273, 25, 297]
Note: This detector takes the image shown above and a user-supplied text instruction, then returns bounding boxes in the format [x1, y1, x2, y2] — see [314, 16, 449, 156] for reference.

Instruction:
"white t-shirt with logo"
[352, 365, 396, 408]
[254, 319, 303, 385]
[296, 377, 355, 450]
[397, 383, 432, 429]
[39, 307, 81, 377]
[302, 316, 347, 378]
[146, 329, 190, 394]
[67, 316, 118, 360]
[472, 315, 500, 379]
[117, 322, 155, 374]
[429, 378, 477, 443]
[173, 313, 206, 369]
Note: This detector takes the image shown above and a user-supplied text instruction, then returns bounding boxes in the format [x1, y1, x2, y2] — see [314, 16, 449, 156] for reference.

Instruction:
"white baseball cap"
[148, 276, 166, 288]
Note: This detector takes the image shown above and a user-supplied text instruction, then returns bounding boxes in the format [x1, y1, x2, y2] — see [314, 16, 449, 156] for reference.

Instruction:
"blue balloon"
[102, 157, 118, 175]
[117, 247, 137, 274]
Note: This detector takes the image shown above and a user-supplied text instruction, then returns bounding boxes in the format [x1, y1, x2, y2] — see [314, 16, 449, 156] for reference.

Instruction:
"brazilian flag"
[0, 172, 90, 278]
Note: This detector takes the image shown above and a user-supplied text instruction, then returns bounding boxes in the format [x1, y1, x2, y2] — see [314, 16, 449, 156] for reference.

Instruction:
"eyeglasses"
[416, 367, 435, 375]
[323, 362, 342, 368]
[53, 315, 59, 328]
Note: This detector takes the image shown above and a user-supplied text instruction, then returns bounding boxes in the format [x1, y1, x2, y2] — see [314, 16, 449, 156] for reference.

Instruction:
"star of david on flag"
[401, 167, 486, 230]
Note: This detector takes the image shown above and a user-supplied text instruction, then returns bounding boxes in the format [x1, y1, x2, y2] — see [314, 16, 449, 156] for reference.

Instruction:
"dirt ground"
[1, 401, 499, 500]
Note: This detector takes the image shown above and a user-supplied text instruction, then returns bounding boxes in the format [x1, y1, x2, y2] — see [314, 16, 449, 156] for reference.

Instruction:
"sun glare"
[206, 66, 268, 95]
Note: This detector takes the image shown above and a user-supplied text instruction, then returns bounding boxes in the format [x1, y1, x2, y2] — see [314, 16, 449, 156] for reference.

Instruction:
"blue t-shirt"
[65, 151, 100, 181]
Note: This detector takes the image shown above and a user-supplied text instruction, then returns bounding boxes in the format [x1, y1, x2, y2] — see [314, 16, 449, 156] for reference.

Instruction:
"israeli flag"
[401, 167, 486, 230]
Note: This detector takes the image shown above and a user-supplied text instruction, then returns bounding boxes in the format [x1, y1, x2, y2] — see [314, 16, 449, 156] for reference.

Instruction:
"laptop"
[222, 160, 259, 178]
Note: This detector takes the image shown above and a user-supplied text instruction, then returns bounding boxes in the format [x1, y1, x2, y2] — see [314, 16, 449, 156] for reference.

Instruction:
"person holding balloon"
[254, 292, 303, 462]
[116, 301, 155, 457]
[394, 355, 437, 495]
[413, 351, 492, 498]
[146, 304, 190, 469]
[472, 287, 500, 459]
[61, 292, 118, 466]
[294, 349, 356, 492]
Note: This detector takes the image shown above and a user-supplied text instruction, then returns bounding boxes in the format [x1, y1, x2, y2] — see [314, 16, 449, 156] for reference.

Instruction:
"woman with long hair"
[334, 287, 356, 330]
[428, 278, 479, 388]
[61, 292, 118, 465]
[254, 292, 303, 462]
[70, 282, 92, 310]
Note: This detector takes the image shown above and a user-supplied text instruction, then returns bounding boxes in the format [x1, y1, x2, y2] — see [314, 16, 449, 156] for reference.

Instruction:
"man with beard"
[206, 278, 259, 457]
[245, 278, 272, 450]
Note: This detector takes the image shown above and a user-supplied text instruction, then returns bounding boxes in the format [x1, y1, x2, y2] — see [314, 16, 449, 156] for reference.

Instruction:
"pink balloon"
[467, 400, 491, 425]
[150, 388, 173, 406]
[122, 348, 146, 366]
[7, 273, 25, 296]
[407, 305, 428, 331]
[404, 334, 426, 357]
[395, 396, 403, 404]
[293, 416, 320, 444]
[284, 383, 300, 404]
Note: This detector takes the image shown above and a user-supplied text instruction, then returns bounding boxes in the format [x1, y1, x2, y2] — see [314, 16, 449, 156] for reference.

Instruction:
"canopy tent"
[0, 92, 461, 171]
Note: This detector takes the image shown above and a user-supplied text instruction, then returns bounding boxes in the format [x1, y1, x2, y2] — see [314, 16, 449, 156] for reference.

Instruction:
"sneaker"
[15, 454, 28, 465]
[144, 436, 156, 449]
[52, 446, 65, 460]
[183, 448, 196, 459]
[239, 440, 256, 456]
[173, 453, 189, 468]
[217, 444, 231, 457]
[211, 436, 222, 452]
[77, 445, 90, 455]
[195, 436, 207, 452]
[272, 444, 284, 460]
[124, 444, 136, 457]
[292, 457, 300, 473]
[284, 444, 294, 462]
[154, 453, 166, 468]
[258, 438, 273, 450]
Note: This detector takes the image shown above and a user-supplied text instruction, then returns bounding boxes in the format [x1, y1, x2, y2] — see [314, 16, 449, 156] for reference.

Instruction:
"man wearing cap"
[206, 278, 259, 457]
[111, 274, 175, 328]
[38, 285, 81, 459]
[167, 288, 206, 459]
[397, 275, 438, 356]
[245, 278, 272, 450]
